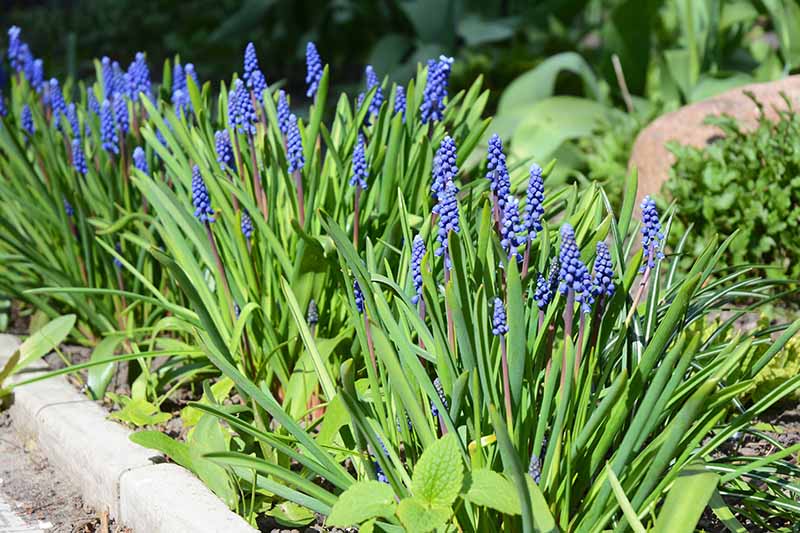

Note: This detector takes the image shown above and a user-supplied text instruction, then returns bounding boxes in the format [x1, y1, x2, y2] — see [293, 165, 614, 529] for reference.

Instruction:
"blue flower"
[431, 377, 448, 417]
[112, 61, 126, 98]
[365, 65, 383, 117]
[101, 57, 114, 99]
[410, 235, 426, 305]
[191, 165, 215, 223]
[249, 70, 267, 105]
[305, 42, 323, 98]
[0, 90, 6, 117]
[87, 89, 100, 116]
[394, 85, 406, 122]
[243, 42, 260, 82]
[528, 453, 541, 484]
[113, 92, 129, 134]
[228, 79, 257, 136]
[185, 63, 198, 86]
[492, 297, 508, 336]
[640, 195, 665, 272]
[350, 134, 368, 189]
[21, 104, 34, 135]
[277, 90, 291, 135]
[523, 163, 545, 242]
[72, 138, 87, 175]
[558, 224, 593, 313]
[214, 130, 233, 171]
[534, 271, 552, 311]
[431, 135, 458, 200]
[172, 62, 188, 114]
[65, 103, 80, 139]
[353, 280, 365, 314]
[127, 52, 151, 101]
[307, 299, 319, 326]
[241, 210, 254, 240]
[419, 55, 453, 124]
[113, 242, 123, 269]
[31, 59, 44, 93]
[592, 242, 615, 299]
[132, 146, 148, 174]
[286, 114, 304, 173]
[100, 100, 119, 154]
[7, 27, 28, 73]
[435, 179, 460, 270]
[63, 197, 74, 217]
[49, 78, 67, 129]
[501, 195, 523, 261]
[485, 134, 511, 212]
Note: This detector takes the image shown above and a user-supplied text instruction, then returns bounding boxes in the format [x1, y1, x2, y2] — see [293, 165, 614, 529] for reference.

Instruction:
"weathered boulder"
[628, 76, 800, 205]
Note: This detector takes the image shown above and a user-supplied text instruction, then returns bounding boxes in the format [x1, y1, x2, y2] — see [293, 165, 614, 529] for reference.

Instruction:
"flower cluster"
[214, 130, 233, 171]
[431, 377, 448, 417]
[486, 134, 510, 211]
[431, 136, 458, 200]
[364, 65, 383, 117]
[523, 164, 545, 242]
[113, 92, 129, 134]
[228, 79, 257, 136]
[49, 78, 67, 129]
[241, 210, 254, 240]
[21, 104, 34, 135]
[307, 299, 319, 326]
[65, 103, 80, 139]
[534, 262, 559, 311]
[171, 62, 190, 115]
[353, 280, 365, 314]
[191, 165, 215, 223]
[127, 52, 151, 101]
[350, 134, 368, 189]
[420, 55, 453, 124]
[501, 196, 523, 260]
[640, 195, 665, 272]
[558, 224, 592, 313]
[491, 297, 508, 336]
[63, 197, 74, 217]
[0, 90, 6, 117]
[592, 242, 615, 299]
[435, 180, 460, 270]
[305, 42, 323, 98]
[100, 100, 119, 154]
[133, 146, 148, 174]
[286, 114, 304, 173]
[394, 86, 406, 122]
[410, 235, 426, 305]
[277, 90, 291, 135]
[72, 139, 87, 175]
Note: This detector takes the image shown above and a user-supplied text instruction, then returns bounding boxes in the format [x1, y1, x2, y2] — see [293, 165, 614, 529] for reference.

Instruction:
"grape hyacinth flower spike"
[500, 195, 522, 262]
[277, 90, 290, 136]
[305, 42, 323, 99]
[592, 242, 615, 302]
[410, 235, 426, 307]
[72, 138, 87, 175]
[132, 146, 148, 174]
[430, 377, 449, 433]
[287, 114, 305, 225]
[191, 165, 215, 224]
[627, 196, 665, 325]
[241, 210, 254, 242]
[127, 52, 151, 102]
[558, 223, 592, 385]
[522, 163, 545, 276]
[431, 135, 458, 202]
[363, 65, 383, 122]
[214, 130, 233, 171]
[350, 134, 368, 247]
[31, 59, 44, 93]
[394, 85, 406, 122]
[113, 92, 129, 135]
[100, 100, 119, 154]
[243, 42, 260, 83]
[419, 55, 453, 124]
[485, 134, 510, 225]
[49, 78, 67, 129]
[353, 280, 365, 314]
[21, 104, 35, 136]
[435, 179, 460, 272]
[0, 90, 6, 118]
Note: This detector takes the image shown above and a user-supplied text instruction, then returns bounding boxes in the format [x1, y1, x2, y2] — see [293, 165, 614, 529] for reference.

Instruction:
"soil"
[0, 411, 131, 533]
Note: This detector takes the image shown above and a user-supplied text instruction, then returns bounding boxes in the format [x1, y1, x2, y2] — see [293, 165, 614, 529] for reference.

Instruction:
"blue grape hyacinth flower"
[420, 55, 453, 124]
[87, 89, 100, 116]
[410, 235, 426, 305]
[277, 90, 291, 135]
[500, 195, 522, 261]
[100, 100, 119, 154]
[558, 224, 592, 313]
[113, 92, 129, 134]
[214, 130, 233, 171]
[65, 103, 80, 139]
[640, 195, 665, 272]
[485, 134, 511, 212]
[435, 179, 460, 270]
[350, 134, 368, 189]
[101, 56, 114, 98]
[592, 241, 615, 299]
[431, 377, 448, 417]
[127, 52, 151, 101]
[21, 104, 34, 135]
[191, 165, 215, 223]
[394, 85, 406, 122]
[286, 114, 304, 173]
[228, 79, 257, 136]
[523, 163, 545, 242]
[353, 280, 365, 314]
[132, 146, 148, 174]
[305, 42, 323, 98]
[243, 42, 260, 82]
[49, 78, 67, 128]
[492, 297, 508, 336]
[431, 135, 458, 201]
[241, 210, 254, 240]
[249, 70, 268, 105]
[72, 138, 87, 175]
[0, 90, 6, 117]
[364, 65, 383, 117]
[63, 197, 74, 217]
[534, 273, 552, 311]
[31, 59, 44, 93]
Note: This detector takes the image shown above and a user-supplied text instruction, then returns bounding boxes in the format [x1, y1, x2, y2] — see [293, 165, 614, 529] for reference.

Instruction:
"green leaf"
[410, 433, 463, 507]
[607, 466, 646, 533]
[110, 397, 171, 427]
[653, 465, 719, 533]
[327, 481, 396, 527]
[464, 469, 521, 515]
[265, 502, 315, 527]
[129, 430, 194, 470]
[86, 334, 124, 400]
[457, 15, 516, 46]
[13, 314, 76, 372]
[396, 497, 451, 533]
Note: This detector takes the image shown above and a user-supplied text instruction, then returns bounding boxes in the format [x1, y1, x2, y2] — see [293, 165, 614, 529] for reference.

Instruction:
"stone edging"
[0, 334, 257, 533]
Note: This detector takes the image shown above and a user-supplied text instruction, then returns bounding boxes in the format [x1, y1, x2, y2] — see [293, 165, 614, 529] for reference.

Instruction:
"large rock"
[628, 76, 800, 205]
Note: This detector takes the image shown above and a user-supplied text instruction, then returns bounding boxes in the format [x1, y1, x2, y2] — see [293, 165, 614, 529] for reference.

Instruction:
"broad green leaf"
[265, 502, 315, 527]
[326, 481, 396, 527]
[86, 334, 124, 400]
[410, 433, 463, 507]
[129, 430, 194, 470]
[653, 466, 719, 533]
[464, 469, 521, 515]
[110, 397, 171, 427]
[396, 497, 451, 533]
[14, 314, 76, 371]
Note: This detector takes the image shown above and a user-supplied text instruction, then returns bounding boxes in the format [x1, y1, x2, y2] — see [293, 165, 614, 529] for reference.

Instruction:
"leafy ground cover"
[1, 23, 800, 533]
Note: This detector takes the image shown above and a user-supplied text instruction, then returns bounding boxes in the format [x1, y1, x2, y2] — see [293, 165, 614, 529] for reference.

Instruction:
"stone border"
[0, 334, 257, 533]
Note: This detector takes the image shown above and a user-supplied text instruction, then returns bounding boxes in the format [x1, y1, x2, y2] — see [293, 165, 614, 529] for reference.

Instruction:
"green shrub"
[665, 94, 800, 278]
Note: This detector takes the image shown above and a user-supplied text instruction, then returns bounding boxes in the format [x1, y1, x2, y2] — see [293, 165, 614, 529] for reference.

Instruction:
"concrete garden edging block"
[0, 334, 257, 533]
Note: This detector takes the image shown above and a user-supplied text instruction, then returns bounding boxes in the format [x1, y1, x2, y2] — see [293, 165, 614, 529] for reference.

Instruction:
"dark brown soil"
[0, 411, 131, 533]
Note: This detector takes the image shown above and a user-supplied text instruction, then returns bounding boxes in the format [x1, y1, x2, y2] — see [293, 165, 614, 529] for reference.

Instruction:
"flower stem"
[625, 266, 651, 326]
[500, 335, 513, 427]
